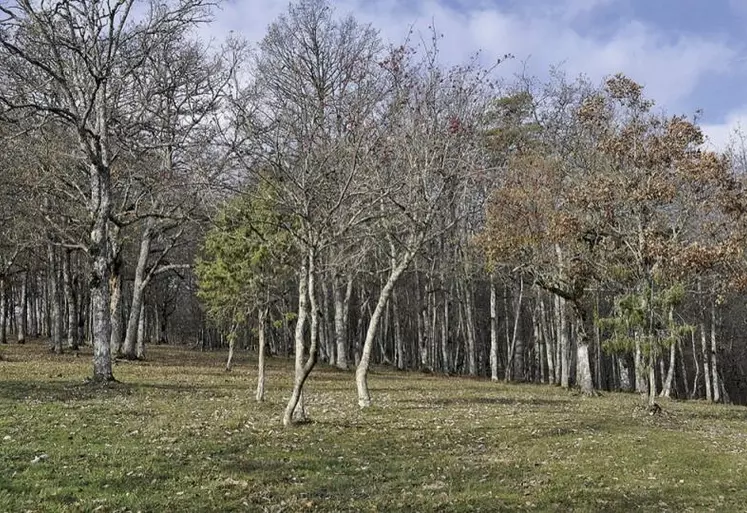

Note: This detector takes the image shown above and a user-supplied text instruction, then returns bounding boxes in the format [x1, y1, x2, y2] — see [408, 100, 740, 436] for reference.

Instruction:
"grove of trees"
[2, 0, 747, 424]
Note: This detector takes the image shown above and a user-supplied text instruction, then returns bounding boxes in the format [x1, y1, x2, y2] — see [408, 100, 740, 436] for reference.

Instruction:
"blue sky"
[209, 0, 747, 148]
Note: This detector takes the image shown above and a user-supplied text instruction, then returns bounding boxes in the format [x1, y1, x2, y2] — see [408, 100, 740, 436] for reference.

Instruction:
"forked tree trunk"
[356, 250, 415, 408]
[122, 225, 153, 359]
[283, 250, 319, 426]
[256, 307, 268, 402]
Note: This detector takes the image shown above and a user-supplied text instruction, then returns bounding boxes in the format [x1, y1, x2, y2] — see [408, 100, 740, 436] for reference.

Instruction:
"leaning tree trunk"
[256, 307, 268, 402]
[224, 321, 238, 371]
[506, 277, 524, 382]
[283, 250, 319, 427]
[356, 249, 415, 408]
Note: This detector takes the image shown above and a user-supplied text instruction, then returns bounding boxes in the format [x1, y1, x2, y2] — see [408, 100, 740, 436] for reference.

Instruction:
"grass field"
[1, 341, 746, 512]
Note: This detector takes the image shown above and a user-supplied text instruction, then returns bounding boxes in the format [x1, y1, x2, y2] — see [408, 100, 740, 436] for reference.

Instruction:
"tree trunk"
[490, 277, 503, 381]
[659, 342, 676, 398]
[109, 272, 123, 355]
[393, 288, 405, 370]
[441, 285, 450, 374]
[225, 325, 236, 371]
[90, 162, 114, 382]
[356, 250, 414, 408]
[571, 302, 594, 395]
[0, 276, 6, 345]
[618, 356, 633, 392]
[122, 225, 153, 359]
[256, 307, 268, 402]
[136, 301, 146, 359]
[17, 272, 27, 344]
[48, 244, 63, 354]
[710, 300, 720, 403]
[283, 250, 318, 426]
[540, 296, 555, 384]
[701, 320, 712, 402]
[63, 250, 79, 351]
[464, 280, 477, 376]
[556, 295, 570, 388]
[634, 336, 647, 393]
[505, 277, 524, 381]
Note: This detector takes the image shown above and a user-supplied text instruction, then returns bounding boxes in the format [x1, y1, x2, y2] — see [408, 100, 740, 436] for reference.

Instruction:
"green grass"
[1, 342, 746, 512]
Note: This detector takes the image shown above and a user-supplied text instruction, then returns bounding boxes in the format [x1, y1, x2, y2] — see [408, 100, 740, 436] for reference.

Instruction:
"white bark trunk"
[136, 301, 146, 359]
[0, 276, 6, 345]
[17, 272, 27, 344]
[660, 338, 676, 398]
[710, 301, 720, 403]
[283, 249, 319, 426]
[48, 244, 63, 354]
[122, 224, 153, 359]
[557, 295, 570, 388]
[490, 276, 498, 381]
[464, 281, 477, 376]
[256, 307, 268, 402]
[90, 162, 114, 381]
[334, 276, 348, 370]
[356, 250, 414, 408]
[63, 250, 79, 350]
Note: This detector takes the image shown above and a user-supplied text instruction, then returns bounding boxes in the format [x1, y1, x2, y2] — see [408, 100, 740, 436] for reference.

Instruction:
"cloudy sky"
[207, 0, 747, 148]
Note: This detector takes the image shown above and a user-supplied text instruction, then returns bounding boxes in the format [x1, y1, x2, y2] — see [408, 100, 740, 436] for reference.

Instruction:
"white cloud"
[701, 109, 747, 151]
[201, 0, 736, 115]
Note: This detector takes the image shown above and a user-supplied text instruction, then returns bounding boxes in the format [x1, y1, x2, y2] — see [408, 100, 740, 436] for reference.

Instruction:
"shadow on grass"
[0, 379, 244, 403]
[396, 396, 574, 408]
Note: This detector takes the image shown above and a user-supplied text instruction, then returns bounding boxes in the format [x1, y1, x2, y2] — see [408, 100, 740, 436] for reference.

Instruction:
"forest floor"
[1, 342, 746, 512]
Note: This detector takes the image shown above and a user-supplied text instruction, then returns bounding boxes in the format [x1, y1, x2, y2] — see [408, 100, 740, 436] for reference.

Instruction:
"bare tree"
[0, 0, 216, 380]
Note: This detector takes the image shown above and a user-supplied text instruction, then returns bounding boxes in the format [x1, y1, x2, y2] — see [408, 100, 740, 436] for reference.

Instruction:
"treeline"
[1, 0, 746, 423]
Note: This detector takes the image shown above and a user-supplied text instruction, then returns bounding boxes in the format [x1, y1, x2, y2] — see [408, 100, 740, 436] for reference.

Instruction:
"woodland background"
[1, 0, 747, 424]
